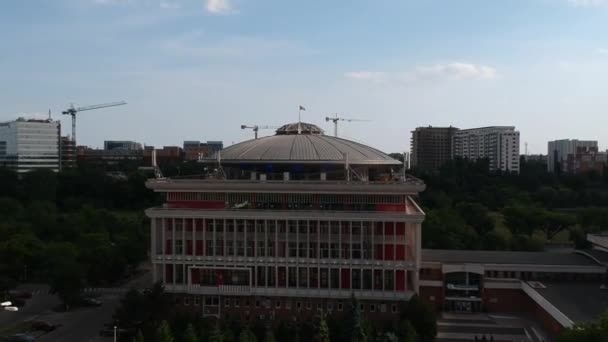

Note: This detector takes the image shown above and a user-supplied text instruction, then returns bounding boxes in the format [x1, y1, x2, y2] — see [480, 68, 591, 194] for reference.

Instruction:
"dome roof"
[215, 122, 400, 166]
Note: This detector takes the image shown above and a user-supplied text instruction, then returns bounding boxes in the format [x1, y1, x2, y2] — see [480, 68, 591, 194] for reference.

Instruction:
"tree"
[209, 323, 225, 342]
[46, 242, 84, 310]
[155, 320, 174, 342]
[184, 323, 199, 342]
[238, 326, 258, 342]
[263, 327, 277, 342]
[133, 330, 145, 342]
[315, 312, 331, 342]
[346, 294, 366, 342]
[400, 295, 437, 342]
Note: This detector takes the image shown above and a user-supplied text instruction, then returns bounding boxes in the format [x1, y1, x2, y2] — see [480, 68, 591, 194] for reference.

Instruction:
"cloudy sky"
[1, 0, 608, 153]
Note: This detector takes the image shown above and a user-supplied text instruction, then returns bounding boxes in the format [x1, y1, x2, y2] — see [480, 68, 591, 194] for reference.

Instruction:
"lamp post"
[113, 325, 117, 342]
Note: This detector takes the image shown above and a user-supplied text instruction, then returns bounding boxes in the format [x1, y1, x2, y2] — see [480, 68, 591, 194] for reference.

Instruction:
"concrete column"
[212, 219, 216, 257]
[151, 218, 157, 282]
[192, 219, 196, 256]
[182, 218, 186, 258]
[172, 218, 176, 282]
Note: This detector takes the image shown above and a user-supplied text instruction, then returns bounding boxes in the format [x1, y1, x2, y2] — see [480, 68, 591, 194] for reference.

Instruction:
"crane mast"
[325, 114, 369, 137]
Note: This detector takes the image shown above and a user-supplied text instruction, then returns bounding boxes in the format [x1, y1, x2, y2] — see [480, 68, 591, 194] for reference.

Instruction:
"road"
[0, 285, 59, 329]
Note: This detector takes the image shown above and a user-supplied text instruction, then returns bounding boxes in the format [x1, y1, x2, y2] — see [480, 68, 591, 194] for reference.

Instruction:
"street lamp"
[114, 325, 117, 342]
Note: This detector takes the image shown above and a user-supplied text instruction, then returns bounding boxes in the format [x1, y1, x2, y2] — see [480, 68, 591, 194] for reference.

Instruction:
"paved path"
[436, 312, 549, 342]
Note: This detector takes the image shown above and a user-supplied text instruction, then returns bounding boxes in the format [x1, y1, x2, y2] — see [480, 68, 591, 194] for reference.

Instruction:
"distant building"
[0, 118, 60, 173]
[143, 146, 184, 166]
[60, 136, 76, 170]
[524, 154, 547, 162]
[104, 140, 142, 151]
[410, 126, 458, 172]
[183, 141, 224, 161]
[564, 146, 607, 176]
[452, 126, 520, 173]
[547, 139, 598, 173]
[77, 146, 143, 168]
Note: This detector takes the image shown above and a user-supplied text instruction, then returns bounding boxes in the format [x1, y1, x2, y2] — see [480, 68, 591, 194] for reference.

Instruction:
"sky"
[1, 0, 608, 153]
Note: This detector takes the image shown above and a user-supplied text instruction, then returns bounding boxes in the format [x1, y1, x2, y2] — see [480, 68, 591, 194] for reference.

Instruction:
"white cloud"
[160, 1, 181, 9]
[568, 0, 608, 7]
[345, 62, 497, 85]
[205, 0, 232, 14]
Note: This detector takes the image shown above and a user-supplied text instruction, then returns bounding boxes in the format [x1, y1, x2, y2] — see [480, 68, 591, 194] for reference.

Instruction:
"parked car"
[31, 320, 60, 332]
[8, 297, 26, 307]
[4, 306, 18, 312]
[8, 290, 32, 299]
[81, 297, 102, 307]
[6, 334, 35, 342]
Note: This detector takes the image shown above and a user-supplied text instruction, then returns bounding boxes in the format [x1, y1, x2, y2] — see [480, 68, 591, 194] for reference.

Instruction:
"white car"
[4, 306, 19, 312]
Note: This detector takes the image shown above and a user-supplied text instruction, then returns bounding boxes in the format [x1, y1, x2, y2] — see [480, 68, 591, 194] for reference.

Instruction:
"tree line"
[410, 157, 608, 251]
[0, 166, 158, 308]
[112, 284, 437, 342]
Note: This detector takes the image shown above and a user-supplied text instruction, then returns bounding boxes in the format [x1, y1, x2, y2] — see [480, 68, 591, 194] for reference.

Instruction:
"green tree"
[209, 323, 225, 342]
[346, 294, 366, 342]
[263, 327, 277, 342]
[184, 323, 199, 342]
[133, 330, 145, 342]
[155, 320, 174, 342]
[400, 295, 437, 342]
[238, 326, 257, 342]
[315, 312, 331, 342]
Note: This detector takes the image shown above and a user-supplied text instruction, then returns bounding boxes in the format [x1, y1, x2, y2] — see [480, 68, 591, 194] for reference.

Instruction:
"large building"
[564, 146, 607, 176]
[547, 139, 600, 173]
[60, 136, 76, 170]
[0, 118, 60, 173]
[145, 122, 425, 319]
[452, 126, 520, 173]
[410, 126, 458, 172]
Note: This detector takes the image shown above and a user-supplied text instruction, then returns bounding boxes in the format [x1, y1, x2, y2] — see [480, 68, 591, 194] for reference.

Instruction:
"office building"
[547, 139, 598, 173]
[410, 126, 458, 172]
[104, 140, 142, 151]
[452, 126, 520, 173]
[145, 122, 425, 319]
[0, 118, 60, 173]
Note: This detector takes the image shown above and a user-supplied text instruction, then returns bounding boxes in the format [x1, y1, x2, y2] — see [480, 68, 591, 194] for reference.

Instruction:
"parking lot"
[1, 285, 131, 342]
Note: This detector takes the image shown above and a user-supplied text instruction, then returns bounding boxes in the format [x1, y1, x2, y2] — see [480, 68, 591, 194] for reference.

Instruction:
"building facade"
[564, 146, 607, 176]
[452, 126, 520, 173]
[547, 139, 602, 174]
[104, 140, 143, 151]
[183, 141, 224, 161]
[0, 118, 60, 173]
[60, 136, 76, 170]
[145, 122, 425, 319]
[410, 126, 458, 172]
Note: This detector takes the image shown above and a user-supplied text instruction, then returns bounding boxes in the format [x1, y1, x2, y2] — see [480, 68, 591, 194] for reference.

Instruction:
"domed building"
[145, 122, 426, 319]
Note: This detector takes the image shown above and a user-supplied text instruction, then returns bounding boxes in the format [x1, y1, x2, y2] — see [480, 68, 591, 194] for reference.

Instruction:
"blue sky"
[1, 0, 608, 153]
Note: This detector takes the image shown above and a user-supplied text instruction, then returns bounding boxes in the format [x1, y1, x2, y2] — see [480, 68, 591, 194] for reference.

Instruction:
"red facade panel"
[186, 240, 193, 255]
[195, 240, 204, 256]
[341, 269, 351, 289]
[395, 245, 405, 260]
[165, 240, 172, 254]
[396, 270, 406, 291]
[384, 244, 394, 260]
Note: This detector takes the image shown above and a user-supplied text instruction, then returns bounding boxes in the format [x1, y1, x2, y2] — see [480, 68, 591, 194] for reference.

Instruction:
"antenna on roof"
[298, 105, 306, 134]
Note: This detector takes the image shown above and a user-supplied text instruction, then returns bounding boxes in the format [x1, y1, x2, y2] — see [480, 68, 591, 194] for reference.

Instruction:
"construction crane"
[240, 125, 280, 139]
[62, 101, 127, 143]
[325, 114, 369, 137]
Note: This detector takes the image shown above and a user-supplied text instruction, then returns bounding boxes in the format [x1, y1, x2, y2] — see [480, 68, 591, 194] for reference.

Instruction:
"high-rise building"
[145, 122, 425, 318]
[564, 146, 607, 176]
[452, 126, 520, 173]
[104, 140, 142, 151]
[547, 139, 598, 173]
[410, 126, 458, 172]
[0, 118, 60, 173]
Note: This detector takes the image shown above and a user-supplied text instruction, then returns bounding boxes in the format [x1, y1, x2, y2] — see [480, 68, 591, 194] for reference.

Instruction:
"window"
[286, 301, 291, 310]
[306, 302, 312, 310]
[184, 297, 190, 306]
[327, 303, 333, 311]
[276, 301, 281, 309]
[255, 300, 260, 308]
[225, 298, 231, 307]
[380, 304, 387, 313]
[234, 298, 240, 307]
[194, 297, 200, 306]
[296, 301, 302, 310]
[337, 302, 343, 311]
[370, 304, 376, 312]
[391, 304, 398, 313]
[317, 303, 323, 311]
